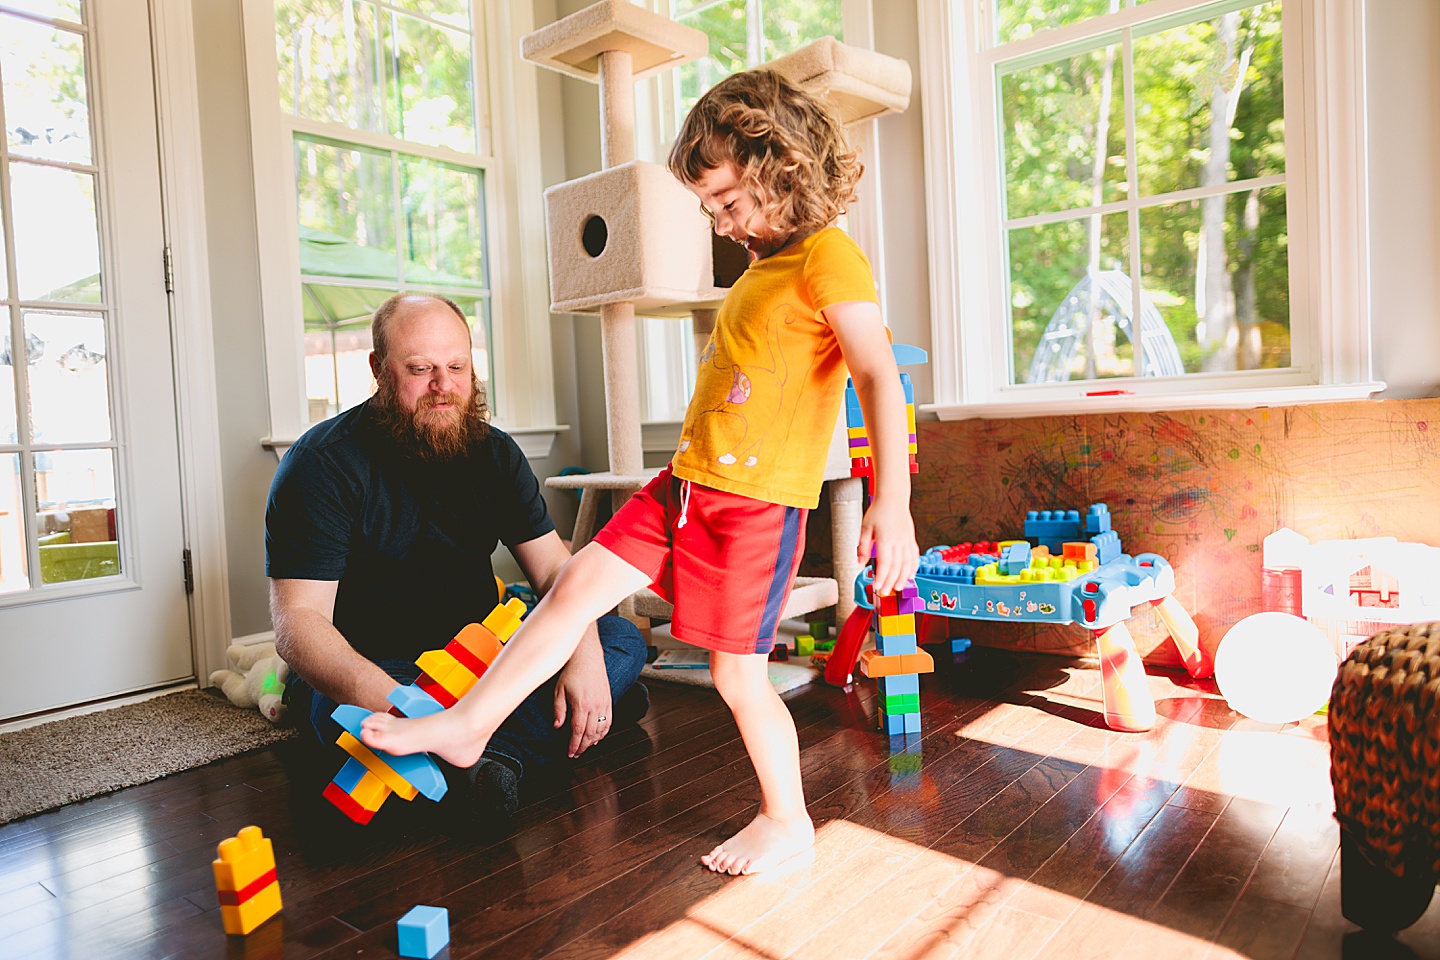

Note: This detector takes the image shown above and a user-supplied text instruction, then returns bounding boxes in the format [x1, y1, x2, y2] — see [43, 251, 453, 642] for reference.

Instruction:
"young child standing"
[362, 69, 920, 875]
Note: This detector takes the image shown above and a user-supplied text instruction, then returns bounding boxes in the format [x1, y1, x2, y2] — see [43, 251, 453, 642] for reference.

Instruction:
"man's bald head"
[371, 293, 470, 363]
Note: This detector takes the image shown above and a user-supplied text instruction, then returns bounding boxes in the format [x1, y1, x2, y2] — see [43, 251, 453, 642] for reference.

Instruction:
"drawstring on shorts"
[677, 479, 692, 529]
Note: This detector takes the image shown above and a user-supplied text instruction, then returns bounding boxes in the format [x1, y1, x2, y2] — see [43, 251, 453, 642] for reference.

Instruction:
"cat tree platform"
[765, 36, 912, 125]
[521, 0, 707, 83]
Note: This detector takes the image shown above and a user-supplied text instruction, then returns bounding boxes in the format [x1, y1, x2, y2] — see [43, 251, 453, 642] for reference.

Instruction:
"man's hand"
[553, 635, 612, 758]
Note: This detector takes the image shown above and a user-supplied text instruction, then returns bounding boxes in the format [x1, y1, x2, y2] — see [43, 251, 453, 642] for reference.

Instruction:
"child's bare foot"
[700, 813, 814, 875]
[359, 710, 488, 768]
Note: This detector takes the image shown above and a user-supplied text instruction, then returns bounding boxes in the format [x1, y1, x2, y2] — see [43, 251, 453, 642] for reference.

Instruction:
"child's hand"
[858, 496, 920, 597]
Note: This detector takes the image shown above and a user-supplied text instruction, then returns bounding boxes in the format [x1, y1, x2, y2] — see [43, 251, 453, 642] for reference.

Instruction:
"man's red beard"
[371, 370, 490, 462]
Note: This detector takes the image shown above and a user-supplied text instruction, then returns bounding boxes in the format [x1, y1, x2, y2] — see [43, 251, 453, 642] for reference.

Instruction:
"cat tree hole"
[582, 215, 608, 257]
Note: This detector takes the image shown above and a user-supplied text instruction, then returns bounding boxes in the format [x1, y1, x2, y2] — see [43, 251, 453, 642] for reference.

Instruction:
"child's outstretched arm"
[824, 300, 921, 597]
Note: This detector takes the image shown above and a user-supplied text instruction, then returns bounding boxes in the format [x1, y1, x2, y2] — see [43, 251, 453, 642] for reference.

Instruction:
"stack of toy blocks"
[213, 826, 282, 935]
[844, 374, 919, 480]
[323, 597, 527, 824]
[859, 582, 933, 734]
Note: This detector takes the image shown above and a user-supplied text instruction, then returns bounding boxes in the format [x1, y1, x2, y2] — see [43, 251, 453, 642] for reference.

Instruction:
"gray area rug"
[0, 689, 297, 825]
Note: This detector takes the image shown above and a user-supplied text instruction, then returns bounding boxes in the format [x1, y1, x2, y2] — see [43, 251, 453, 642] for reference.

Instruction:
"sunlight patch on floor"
[601, 819, 1226, 960]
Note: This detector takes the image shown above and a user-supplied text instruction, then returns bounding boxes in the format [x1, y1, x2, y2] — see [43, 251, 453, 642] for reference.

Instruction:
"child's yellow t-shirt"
[671, 227, 878, 509]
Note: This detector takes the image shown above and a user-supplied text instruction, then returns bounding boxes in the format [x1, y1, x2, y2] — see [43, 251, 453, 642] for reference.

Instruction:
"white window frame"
[241, 0, 562, 458]
[918, 0, 1381, 420]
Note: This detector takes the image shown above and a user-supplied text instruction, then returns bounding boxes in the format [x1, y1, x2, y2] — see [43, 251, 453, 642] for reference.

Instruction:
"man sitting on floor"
[265, 293, 648, 820]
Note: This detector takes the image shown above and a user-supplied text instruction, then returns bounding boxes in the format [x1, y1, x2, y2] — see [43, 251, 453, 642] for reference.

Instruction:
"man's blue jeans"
[286, 614, 648, 800]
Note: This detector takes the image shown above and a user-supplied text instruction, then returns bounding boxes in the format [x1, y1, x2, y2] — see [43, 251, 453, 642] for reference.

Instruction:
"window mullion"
[1123, 25, 1143, 378]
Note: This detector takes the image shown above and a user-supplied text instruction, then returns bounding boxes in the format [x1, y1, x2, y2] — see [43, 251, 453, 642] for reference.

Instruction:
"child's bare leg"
[701, 650, 813, 875]
[360, 543, 650, 766]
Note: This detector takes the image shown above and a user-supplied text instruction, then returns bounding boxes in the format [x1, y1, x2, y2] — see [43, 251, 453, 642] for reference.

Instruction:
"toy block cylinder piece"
[544, 161, 716, 314]
[213, 826, 282, 935]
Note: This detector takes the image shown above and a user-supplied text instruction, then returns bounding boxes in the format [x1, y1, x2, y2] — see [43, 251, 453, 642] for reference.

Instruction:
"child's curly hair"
[668, 69, 862, 237]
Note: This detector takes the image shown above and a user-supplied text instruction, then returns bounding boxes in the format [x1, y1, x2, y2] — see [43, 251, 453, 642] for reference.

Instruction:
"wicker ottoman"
[1328, 622, 1440, 932]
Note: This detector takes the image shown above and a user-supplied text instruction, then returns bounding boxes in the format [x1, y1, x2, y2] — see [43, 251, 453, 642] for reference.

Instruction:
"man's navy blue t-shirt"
[265, 402, 555, 663]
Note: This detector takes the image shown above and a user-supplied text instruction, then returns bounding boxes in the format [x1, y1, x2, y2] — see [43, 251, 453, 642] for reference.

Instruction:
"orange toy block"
[451, 622, 504, 666]
[482, 597, 527, 642]
[858, 647, 934, 679]
[213, 825, 282, 935]
[1063, 542, 1098, 563]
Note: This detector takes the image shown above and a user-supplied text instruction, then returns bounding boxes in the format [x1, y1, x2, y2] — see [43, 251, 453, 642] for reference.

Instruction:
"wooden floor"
[2, 646, 1437, 960]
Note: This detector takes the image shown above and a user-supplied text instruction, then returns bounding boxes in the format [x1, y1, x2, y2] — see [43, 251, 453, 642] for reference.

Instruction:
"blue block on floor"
[398, 905, 449, 959]
[951, 637, 972, 654]
[904, 712, 922, 734]
[880, 712, 907, 735]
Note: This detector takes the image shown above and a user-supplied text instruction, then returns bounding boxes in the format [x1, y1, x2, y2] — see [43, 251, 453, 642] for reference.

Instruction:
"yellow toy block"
[213, 825, 282, 935]
[859, 647, 934, 678]
[482, 597, 527, 642]
[848, 426, 868, 438]
[415, 648, 479, 700]
[213, 825, 275, 894]
[850, 445, 872, 458]
[451, 622, 504, 665]
[352, 770, 391, 812]
[338, 732, 419, 801]
[878, 613, 915, 636]
[222, 882, 282, 936]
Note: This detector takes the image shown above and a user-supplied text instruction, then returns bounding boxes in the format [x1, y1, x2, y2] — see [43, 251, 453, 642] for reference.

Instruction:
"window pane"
[400, 158, 484, 287]
[0, 333, 17, 441]
[276, 0, 384, 132]
[381, 8, 476, 152]
[11, 162, 101, 303]
[1001, 43, 1127, 221]
[1, 14, 91, 165]
[24, 310, 111, 444]
[451, 294, 491, 403]
[295, 136, 396, 263]
[997, 0, 1121, 46]
[34, 448, 119, 584]
[761, 0, 842, 61]
[3, 2, 81, 22]
[389, 0, 468, 29]
[1139, 185, 1289, 373]
[304, 301, 385, 421]
[0, 454, 26, 594]
[1133, 2, 1284, 198]
[1009, 212, 1138, 384]
[676, 0, 750, 118]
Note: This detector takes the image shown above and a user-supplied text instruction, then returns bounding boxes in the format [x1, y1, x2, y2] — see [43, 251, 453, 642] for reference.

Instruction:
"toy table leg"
[1094, 621, 1156, 732]
[1151, 595, 1211, 679]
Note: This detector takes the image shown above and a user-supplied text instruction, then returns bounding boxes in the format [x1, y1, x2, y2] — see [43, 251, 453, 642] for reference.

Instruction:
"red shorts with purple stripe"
[592, 466, 808, 656]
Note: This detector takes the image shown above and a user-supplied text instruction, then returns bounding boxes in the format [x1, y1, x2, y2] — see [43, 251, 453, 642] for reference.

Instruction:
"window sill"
[261, 423, 571, 461]
[923, 382, 1388, 421]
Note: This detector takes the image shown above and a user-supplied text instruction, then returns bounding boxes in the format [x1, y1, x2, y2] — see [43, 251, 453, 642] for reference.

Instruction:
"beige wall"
[191, 0, 1440, 638]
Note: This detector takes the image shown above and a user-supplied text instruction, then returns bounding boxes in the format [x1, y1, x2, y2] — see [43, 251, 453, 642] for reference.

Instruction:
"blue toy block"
[999, 541, 1031, 576]
[878, 673, 920, 696]
[397, 905, 449, 959]
[904, 712, 922, 734]
[875, 634, 917, 657]
[1091, 529, 1121, 565]
[1024, 509, 1082, 550]
[387, 684, 445, 719]
[332, 756, 369, 794]
[880, 712, 907, 735]
[330, 705, 448, 802]
[1085, 503, 1111, 535]
[901, 373, 915, 403]
[951, 637, 973, 654]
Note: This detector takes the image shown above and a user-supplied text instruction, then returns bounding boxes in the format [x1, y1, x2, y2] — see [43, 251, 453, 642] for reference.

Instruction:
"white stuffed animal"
[210, 642, 290, 724]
